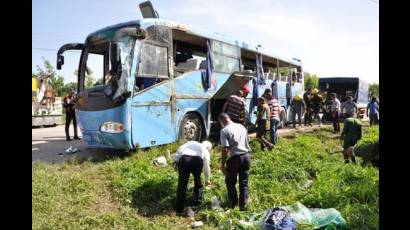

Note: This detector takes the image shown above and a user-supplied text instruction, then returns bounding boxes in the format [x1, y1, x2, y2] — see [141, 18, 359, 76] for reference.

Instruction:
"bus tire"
[178, 113, 203, 142]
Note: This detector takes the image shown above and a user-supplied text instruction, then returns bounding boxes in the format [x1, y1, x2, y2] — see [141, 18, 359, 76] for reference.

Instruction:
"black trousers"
[225, 153, 250, 209]
[65, 112, 78, 139]
[175, 155, 204, 212]
[332, 112, 340, 132]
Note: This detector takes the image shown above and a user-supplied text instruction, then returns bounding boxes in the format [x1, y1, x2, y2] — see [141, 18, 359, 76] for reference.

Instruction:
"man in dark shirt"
[340, 113, 362, 164]
[63, 90, 80, 141]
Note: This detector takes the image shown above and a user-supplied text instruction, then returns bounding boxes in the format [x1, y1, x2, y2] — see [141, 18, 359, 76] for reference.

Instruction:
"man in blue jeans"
[267, 93, 281, 145]
[219, 113, 252, 211]
[367, 96, 379, 126]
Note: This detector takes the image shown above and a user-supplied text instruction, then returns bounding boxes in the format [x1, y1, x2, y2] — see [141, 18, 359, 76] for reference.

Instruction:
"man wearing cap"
[173, 140, 213, 213]
[63, 89, 80, 141]
[303, 88, 313, 126]
[222, 85, 250, 127]
[290, 95, 306, 128]
[311, 89, 323, 127]
[219, 113, 252, 211]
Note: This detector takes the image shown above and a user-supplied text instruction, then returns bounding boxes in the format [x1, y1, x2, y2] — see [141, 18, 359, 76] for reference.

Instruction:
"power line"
[368, 0, 379, 4]
[32, 47, 81, 53]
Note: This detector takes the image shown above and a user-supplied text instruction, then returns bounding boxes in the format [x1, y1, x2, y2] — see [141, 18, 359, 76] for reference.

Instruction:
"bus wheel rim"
[184, 120, 197, 140]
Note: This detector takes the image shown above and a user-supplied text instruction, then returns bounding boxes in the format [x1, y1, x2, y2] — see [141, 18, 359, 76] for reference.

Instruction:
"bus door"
[209, 71, 253, 133]
[131, 25, 176, 148]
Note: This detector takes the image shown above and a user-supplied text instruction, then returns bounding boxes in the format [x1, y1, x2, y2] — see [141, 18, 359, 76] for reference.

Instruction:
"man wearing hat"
[222, 85, 250, 127]
[311, 89, 323, 127]
[290, 95, 306, 128]
[303, 88, 313, 126]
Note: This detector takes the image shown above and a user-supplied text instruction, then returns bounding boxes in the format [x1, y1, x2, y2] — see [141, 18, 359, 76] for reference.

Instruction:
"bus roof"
[88, 18, 302, 68]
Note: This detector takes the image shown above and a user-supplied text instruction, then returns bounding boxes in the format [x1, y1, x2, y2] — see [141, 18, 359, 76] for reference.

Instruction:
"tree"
[34, 57, 65, 97]
[61, 82, 78, 96]
[369, 83, 379, 97]
[304, 72, 319, 90]
[74, 67, 95, 88]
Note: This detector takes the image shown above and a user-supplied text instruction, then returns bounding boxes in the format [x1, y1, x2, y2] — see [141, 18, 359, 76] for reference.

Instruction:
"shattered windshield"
[79, 34, 135, 102]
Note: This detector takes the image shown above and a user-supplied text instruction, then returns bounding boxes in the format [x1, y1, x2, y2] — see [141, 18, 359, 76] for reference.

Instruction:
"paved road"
[32, 125, 129, 163]
[32, 123, 334, 163]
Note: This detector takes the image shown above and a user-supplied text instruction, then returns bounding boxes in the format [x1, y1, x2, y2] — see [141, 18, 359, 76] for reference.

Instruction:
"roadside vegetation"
[32, 125, 379, 229]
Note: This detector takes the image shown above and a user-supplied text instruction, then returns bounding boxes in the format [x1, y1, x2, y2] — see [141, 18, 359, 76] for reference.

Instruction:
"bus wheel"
[279, 108, 287, 129]
[179, 113, 203, 142]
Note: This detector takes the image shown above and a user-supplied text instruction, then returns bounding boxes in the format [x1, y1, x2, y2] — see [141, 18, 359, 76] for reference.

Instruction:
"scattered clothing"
[263, 208, 297, 230]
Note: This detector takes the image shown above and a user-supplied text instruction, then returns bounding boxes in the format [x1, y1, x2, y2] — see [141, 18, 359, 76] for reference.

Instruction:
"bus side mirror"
[57, 55, 64, 70]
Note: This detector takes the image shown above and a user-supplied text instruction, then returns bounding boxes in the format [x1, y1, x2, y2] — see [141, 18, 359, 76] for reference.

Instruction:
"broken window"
[211, 40, 240, 74]
[138, 42, 169, 79]
[172, 30, 207, 77]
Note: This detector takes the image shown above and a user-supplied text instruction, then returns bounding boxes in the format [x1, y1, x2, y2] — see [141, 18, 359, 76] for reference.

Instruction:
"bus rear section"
[319, 77, 369, 119]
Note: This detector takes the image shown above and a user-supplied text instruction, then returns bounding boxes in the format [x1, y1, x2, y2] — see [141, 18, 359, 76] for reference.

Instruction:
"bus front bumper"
[81, 130, 132, 150]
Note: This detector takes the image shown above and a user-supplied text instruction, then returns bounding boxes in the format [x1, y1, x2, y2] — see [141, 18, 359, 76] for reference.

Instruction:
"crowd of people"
[61, 87, 379, 216]
[171, 86, 379, 215]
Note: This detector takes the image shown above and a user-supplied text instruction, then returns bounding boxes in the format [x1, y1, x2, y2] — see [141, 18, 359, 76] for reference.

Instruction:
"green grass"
[32, 126, 379, 229]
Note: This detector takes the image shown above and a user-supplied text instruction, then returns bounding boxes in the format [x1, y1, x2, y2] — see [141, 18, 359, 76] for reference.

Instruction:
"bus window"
[211, 40, 240, 74]
[138, 43, 168, 79]
[135, 42, 169, 93]
[83, 53, 104, 89]
[172, 31, 207, 77]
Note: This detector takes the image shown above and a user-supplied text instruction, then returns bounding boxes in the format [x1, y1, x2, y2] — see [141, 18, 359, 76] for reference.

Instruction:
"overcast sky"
[32, 0, 379, 84]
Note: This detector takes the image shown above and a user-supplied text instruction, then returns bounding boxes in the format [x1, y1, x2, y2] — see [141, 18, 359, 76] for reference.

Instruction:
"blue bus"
[57, 3, 303, 151]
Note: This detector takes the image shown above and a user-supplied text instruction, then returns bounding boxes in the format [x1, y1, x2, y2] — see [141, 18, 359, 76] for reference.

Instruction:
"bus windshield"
[79, 34, 136, 103]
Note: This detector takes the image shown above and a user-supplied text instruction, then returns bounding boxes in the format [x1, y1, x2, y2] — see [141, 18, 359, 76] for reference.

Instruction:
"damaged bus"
[56, 2, 303, 151]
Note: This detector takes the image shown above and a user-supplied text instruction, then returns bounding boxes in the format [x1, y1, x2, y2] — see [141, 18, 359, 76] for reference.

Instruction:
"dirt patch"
[90, 174, 122, 214]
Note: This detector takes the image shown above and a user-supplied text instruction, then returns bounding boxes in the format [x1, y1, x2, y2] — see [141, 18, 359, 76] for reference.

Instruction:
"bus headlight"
[100, 122, 124, 133]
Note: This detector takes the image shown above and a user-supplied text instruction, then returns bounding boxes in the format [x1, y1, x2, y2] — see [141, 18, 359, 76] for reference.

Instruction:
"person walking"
[219, 113, 252, 211]
[367, 96, 379, 126]
[340, 113, 362, 164]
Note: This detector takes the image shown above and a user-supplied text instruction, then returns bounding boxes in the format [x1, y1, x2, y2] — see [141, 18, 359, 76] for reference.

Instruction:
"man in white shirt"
[173, 140, 212, 213]
[330, 93, 341, 132]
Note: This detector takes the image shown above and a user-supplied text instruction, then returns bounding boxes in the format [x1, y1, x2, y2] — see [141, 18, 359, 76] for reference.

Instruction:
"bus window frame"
[137, 40, 170, 79]
[210, 39, 241, 74]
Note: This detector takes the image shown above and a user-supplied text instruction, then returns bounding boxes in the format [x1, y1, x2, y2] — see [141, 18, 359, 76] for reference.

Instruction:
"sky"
[32, 0, 379, 84]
